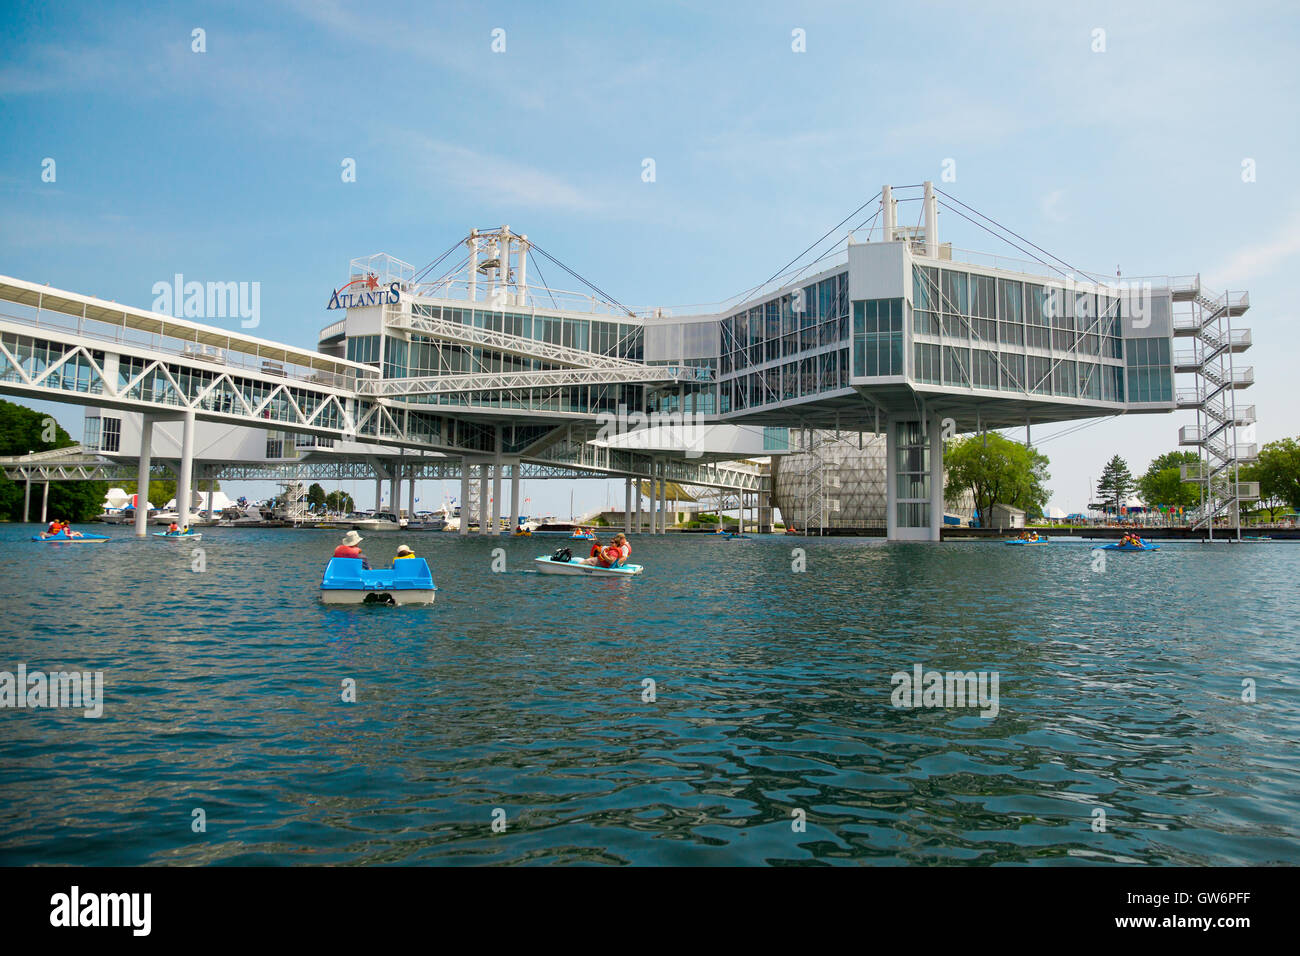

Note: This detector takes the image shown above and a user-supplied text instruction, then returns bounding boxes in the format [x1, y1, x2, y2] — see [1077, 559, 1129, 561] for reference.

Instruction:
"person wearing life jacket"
[604, 533, 631, 568]
[588, 536, 603, 559]
[168, 522, 180, 535]
[394, 544, 416, 560]
[333, 530, 370, 569]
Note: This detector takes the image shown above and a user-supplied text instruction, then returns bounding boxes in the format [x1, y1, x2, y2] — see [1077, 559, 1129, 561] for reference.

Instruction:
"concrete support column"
[176, 408, 195, 529]
[659, 463, 668, 534]
[23, 478, 31, 523]
[885, 418, 898, 541]
[492, 426, 503, 535]
[929, 413, 944, 542]
[206, 479, 215, 519]
[374, 476, 383, 513]
[459, 464, 470, 536]
[624, 479, 632, 534]
[391, 470, 401, 518]
[409, 475, 417, 517]
[634, 478, 642, 533]
[479, 465, 489, 535]
[135, 417, 153, 537]
[510, 464, 522, 532]
[652, 466, 660, 534]
[40, 481, 49, 524]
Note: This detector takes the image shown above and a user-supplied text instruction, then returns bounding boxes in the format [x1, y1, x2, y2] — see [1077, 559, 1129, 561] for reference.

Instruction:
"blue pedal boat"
[1101, 540, 1159, 552]
[31, 530, 110, 543]
[320, 557, 437, 605]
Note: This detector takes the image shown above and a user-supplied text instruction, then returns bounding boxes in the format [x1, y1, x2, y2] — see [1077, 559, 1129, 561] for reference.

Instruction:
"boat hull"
[1101, 544, 1159, 551]
[153, 532, 203, 541]
[534, 556, 643, 577]
[32, 532, 109, 543]
[320, 589, 436, 606]
[320, 556, 437, 606]
[1005, 540, 1049, 546]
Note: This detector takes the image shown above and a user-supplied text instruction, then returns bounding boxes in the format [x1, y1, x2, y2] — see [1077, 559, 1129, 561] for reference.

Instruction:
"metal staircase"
[1173, 282, 1257, 538]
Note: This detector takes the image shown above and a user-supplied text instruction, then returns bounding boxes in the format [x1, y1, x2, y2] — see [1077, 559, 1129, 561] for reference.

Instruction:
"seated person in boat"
[584, 533, 631, 568]
[167, 522, 180, 534]
[394, 544, 416, 561]
[588, 536, 603, 559]
[333, 530, 371, 569]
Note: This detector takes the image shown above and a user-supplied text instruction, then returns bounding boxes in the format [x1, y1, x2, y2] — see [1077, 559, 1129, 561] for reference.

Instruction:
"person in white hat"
[333, 530, 370, 568]
[394, 544, 416, 560]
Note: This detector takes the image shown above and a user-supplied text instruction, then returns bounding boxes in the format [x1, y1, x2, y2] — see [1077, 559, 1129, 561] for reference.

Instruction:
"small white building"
[989, 503, 1025, 530]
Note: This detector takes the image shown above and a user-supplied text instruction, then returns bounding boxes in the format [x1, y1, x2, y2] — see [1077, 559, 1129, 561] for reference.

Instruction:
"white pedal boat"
[534, 555, 643, 577]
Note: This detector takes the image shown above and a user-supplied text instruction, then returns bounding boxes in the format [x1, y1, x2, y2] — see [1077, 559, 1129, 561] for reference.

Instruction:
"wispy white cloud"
[389, 133, 604, 213]
[1206, 210, 1300, 287]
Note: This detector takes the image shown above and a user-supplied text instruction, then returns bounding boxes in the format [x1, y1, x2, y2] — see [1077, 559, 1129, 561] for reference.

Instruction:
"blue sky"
[2, 0, 1298, 514]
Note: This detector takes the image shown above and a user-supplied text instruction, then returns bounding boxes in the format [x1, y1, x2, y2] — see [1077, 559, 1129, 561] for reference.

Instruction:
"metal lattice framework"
[362, 363, 712, 398]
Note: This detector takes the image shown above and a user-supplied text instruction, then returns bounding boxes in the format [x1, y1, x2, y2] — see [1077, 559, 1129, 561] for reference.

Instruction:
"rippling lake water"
[1, 524, 1297, 865]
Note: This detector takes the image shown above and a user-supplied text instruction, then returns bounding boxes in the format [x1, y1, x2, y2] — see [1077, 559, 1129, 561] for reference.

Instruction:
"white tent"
[1044, 506, 1068, 520]
[103, 488, 153, 511]
[164, 491, 234, 513]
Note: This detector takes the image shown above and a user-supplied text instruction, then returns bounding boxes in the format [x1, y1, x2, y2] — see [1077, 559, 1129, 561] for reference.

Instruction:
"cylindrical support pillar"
[648, 473, 657, 535]
[492, 426, 503, 535]
[929, 412, 944, 542]
[634, 478, 642, 533]
[923, 180, 938, 257]
[409, 476, 416, 517]
[206, 479, 215, 519]
[492, 467, 503, 535]
[479, 465, 489, 535]
[135, 417, 153, 537]
[510, 465, 522, 532]
[391, 470, 400, 518]
[516, 235, 528, 306]
[40, 481, 49, 524]
[459, 464, 470, 536]
[659, 464, 668, 534]
[881, 184, 896, 241]
[176, 408, 195, 529]
[624, 479, 632, 534]
[374, 476, 383, 513]
[885, 418, 898, 541]
[23, 478, 31, 523]
[467, 230, 479, 302]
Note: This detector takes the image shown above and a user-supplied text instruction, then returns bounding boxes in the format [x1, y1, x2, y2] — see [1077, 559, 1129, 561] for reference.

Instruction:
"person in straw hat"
[333, 529, 370, 569]
[394, 543, 417, 561]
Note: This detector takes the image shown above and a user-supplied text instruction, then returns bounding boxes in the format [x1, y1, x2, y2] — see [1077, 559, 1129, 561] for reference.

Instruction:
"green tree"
[325, 490, 354, 512]
[307, 483, 327, 508]
[1096, 454, 1134, 516]
[1245, 438, 1300, 518]
[0, 399, 106, 522]
[1136, 450, 1201, 522]
[944, 432, 1050, 526]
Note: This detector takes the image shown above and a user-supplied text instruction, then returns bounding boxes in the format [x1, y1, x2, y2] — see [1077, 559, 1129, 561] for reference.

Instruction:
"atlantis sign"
[328, 274, 401, 310]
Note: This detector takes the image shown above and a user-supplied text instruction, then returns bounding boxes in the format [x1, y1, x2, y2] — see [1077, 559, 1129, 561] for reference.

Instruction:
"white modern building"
[0, 182, 1255, 539]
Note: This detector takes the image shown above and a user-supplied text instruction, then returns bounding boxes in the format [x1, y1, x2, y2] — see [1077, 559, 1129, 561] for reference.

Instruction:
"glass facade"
[911, 265, 1127, 403]
[853, 298, 905, 376]
[718, 271, 850, 413]
[1126, 337, 1173, 403]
